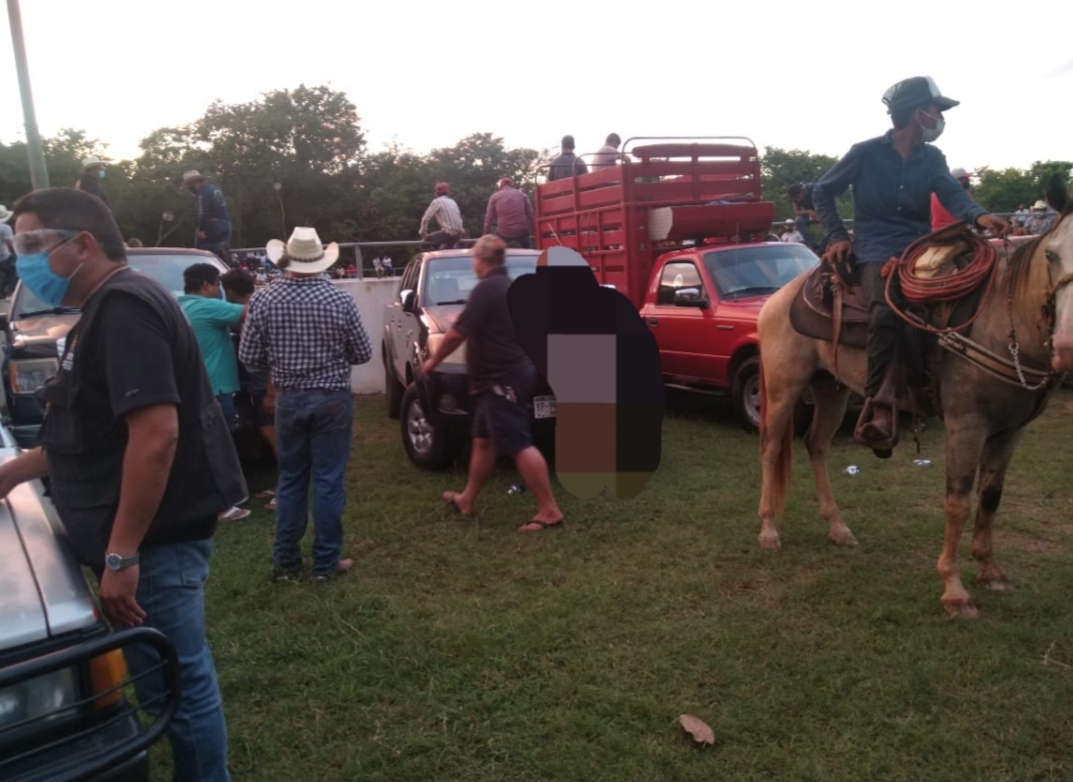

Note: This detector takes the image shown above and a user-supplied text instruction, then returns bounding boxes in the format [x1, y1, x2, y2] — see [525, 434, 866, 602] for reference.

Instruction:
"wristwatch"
[105, 552, 140, 571]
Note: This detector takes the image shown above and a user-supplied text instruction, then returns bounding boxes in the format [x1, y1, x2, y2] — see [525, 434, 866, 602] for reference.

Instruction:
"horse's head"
[1044, 175, 1073, 372]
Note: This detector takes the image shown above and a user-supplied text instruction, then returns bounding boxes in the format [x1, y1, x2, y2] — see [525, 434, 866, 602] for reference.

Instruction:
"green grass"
[154, 390, 1073, 781]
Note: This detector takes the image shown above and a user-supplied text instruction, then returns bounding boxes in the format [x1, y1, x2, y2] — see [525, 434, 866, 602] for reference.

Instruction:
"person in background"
[1025, 200, 1056, 235]
[787, 182, 818, 250]
[75, 156, 110, 211]
[422, 235, 565, 533]
[373, 256, 384, 277]
[178, 263, 251, 522]
[383, 256, 393, 276]
[126, 237, 143, 247]
[181, 170, 232, 262]
[483, 177, 534, 248]
[930, 167, 974, 231]
[780, 219, 803, 243]
[0, 204, 15, 298]
[239, 227, 373, 582]
[590, 133, 622, 171]
[419, 182, 465, 249]
[0, 187, 245, 782]
[547, 135, 588, 181]
[221, 268, 279, 508]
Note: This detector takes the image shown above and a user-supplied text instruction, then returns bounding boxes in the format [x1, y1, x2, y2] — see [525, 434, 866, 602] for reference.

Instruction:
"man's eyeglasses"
[11, 229, 81, 257]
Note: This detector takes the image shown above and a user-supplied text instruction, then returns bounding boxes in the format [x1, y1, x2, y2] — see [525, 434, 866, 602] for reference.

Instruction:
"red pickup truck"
[534, 137, 819, 430]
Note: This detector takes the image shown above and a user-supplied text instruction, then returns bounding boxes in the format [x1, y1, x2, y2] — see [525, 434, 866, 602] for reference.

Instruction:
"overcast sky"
[2, 0, 1072, 177]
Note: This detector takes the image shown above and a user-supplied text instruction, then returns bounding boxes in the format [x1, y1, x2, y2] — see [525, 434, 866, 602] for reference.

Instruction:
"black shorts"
[471, 385, 533, 458]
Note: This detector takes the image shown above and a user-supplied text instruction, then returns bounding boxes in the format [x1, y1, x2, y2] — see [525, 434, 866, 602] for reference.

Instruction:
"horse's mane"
[1005, 233, 1047, 301]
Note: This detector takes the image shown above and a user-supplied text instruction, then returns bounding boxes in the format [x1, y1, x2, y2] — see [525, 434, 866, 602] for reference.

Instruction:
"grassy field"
[154, 389, 1073, 781]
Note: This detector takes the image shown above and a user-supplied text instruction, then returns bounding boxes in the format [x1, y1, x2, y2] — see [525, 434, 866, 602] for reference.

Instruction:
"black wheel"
[384, 345, 404, 420]
[732, 356, 762, 433]
[400, 382, 456, 470]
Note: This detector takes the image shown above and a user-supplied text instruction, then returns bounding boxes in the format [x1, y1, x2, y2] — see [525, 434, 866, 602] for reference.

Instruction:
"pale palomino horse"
[755, 183, 1073, 618]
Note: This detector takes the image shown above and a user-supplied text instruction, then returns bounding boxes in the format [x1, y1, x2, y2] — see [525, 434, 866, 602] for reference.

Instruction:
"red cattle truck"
[533, 137, 820, 431]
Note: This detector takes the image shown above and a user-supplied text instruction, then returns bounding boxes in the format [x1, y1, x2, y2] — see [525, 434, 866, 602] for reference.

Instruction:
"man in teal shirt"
[178, 263, 247, 429]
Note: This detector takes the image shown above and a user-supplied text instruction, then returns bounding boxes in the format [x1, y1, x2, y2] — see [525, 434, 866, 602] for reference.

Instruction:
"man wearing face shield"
[811, 76, 1008, 453]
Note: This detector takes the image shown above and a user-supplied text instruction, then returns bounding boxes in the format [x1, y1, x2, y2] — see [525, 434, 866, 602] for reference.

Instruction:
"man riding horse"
[811, 76, 1009, 451]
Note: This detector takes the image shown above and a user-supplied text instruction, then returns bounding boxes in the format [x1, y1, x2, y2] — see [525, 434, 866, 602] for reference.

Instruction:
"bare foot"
[444, 491, 474, 516]
[518, 514, 564, 533]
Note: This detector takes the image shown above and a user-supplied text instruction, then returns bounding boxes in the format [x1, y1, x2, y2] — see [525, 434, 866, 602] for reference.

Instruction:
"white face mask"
[918, 110, 945, 142]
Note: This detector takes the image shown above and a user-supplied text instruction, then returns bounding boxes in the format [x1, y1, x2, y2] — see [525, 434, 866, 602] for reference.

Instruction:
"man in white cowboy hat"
[1025, 199, 1056, 235]
[75, 156, 110, 210]
[180, 170, 232, 262]
[238, 227, 373, 583]
[0, 204, 15, 298]
[780, 218, 803, 243]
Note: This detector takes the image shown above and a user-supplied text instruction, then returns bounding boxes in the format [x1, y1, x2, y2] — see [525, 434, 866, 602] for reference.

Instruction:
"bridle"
[1000, 222, 1073, 391]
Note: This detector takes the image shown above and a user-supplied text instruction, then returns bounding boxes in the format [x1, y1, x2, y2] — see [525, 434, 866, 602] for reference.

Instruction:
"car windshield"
[11, 253, 222, 318]
[702, 243, 818, 300]
[421, 254, 539, 305]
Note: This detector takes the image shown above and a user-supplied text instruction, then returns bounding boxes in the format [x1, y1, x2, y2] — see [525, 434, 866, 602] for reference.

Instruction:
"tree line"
[1, 84, 1068, 260]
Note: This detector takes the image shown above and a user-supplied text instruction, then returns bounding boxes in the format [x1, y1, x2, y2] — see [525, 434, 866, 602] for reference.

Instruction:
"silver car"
[0, 421, 179, 781]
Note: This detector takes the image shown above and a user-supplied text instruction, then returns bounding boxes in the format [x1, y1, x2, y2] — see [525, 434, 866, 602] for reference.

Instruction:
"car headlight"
[0, 667, 79, 742]
[9, 358, 59, 395]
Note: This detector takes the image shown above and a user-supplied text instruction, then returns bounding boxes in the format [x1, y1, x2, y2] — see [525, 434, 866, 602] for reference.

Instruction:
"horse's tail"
[759, 353, 792, 514]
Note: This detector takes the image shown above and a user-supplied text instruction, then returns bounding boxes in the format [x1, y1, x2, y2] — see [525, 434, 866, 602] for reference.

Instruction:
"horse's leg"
[804, 375, 856, 547]
[970, 429, 1025, 593]
[937, 419, 989, 619]
[757, 359, 808, 552]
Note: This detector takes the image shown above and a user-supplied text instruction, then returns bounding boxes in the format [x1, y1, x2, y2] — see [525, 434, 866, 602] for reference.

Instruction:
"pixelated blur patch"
[508, 246, 664, 499]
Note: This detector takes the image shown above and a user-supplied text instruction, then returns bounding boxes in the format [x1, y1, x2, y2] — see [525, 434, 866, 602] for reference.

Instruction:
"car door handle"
[717, 325, 733, 331]
[646, 317, 659, 327]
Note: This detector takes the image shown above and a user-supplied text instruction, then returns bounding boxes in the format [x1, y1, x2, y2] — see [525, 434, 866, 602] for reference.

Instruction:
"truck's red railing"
[534, 137, 775, 309]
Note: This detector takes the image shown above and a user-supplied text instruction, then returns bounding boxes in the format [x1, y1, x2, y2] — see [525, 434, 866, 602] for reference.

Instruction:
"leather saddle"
[787, 224, 987, 443]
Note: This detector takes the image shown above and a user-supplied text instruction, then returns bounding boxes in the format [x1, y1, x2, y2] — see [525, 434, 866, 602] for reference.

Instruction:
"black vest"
[38, 268, 248, 570]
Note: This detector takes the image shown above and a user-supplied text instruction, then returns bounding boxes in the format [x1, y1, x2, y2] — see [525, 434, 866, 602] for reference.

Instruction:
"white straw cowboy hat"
[265, 227, 339, 274]
[0, 205, 12, 223]
[81, 156, 106, 169]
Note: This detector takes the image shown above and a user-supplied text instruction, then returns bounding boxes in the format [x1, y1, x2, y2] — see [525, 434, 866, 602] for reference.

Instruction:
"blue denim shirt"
[196, 183, 230, 231]
[812, 131, 988, 263]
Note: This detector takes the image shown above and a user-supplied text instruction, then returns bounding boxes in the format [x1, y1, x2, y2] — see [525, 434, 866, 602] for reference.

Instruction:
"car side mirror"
[674, 287, 708, 308]
[400, 289, 416, 313]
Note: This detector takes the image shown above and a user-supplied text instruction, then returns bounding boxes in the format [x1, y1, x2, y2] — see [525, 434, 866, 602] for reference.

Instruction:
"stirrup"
[854, 397, 898, 452]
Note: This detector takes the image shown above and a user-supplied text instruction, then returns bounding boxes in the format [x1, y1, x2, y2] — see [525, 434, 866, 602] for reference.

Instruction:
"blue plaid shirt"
[238, 276, 372, 391]
[813, 130, 988, 263]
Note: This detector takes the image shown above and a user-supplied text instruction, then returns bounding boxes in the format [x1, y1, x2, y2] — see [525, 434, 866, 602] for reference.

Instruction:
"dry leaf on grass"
[678, 714, 715, 746]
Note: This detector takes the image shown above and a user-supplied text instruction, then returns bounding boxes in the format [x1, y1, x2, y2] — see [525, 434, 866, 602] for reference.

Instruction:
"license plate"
[533, 396, 556, 419]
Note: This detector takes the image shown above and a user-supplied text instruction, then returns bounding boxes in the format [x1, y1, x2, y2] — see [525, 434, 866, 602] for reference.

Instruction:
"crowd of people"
[0, 91, 1066, 781]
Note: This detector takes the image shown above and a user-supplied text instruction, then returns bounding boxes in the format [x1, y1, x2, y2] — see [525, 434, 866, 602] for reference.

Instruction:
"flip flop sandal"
[256, 489, 276, 499]
[518, 518, 565, 532]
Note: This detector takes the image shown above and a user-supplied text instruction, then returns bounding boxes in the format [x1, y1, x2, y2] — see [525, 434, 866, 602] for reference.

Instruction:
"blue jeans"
[122, 538, 231, 782]
[274, 389, 354, 576]
[216, 393, 237, 432]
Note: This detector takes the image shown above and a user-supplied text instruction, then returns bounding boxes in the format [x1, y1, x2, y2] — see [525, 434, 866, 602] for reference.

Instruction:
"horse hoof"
[942, 600, 979, 620]
[758, 531, 781, 551]
[980, 577, 1015, 594]
[829, 529, 858, 547]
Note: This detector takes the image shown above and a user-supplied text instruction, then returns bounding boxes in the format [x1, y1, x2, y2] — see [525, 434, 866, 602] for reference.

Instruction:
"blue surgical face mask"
[98, 169, 106, 180]
[16, 237, 83, 307]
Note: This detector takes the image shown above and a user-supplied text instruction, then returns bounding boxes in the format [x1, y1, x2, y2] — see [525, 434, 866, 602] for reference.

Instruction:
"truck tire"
[384, 346, 404, 420]
[401, 382, 455, 470]
[732, 356, 762, 433]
